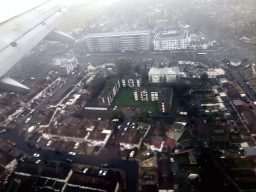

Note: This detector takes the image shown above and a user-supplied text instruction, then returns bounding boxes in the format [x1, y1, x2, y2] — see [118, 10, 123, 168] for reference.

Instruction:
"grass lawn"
[136, 130, 147, 137]
[177, 129, 192, 143]
[175, 153, 191, 166]
[114, 88, 158, 112]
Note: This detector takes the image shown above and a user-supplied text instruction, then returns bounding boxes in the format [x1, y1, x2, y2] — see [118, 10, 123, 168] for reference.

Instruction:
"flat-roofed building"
[153, 29, 189, 50]
[148, 67, 180, 83]
[85, 30, 151, 52]
[134, 87, 173, 112]
[98, 78, 120, 105]
[122, 74, 142, 88]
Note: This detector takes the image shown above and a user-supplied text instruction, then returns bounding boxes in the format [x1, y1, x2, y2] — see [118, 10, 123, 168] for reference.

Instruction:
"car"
[28, 142, 35, 148]
[0, 129, 6, 133]
[7, 140, 12, 144]
[127, 122, 130, 126]
[98, 170, 103, 176]
[112, 135, 116, 139]
[82, 168, 89, 174]
[33, 153, 40, 157]
[146, 152, 154, 158]
[122, 132, 125, 136]
[117, 125, 121, 129]
[66, 159, 73, 163]
[129, 151, 135, 158]
[124, 127, 128, 131]
[11, 142, 16, 146]
[35, 159, 41, 164]
[102, 171, 108, 176]
[142, 175, 154, 179]
[132, 126, 136, 129]
[36, 146, 41, 150]
[68, 152, 76, 156]
[131, 107, 136, 111]
[74, 142, 79, 149]
[101, 164, 109, 168]
[148, 111, 152, 114]
[127, 106, 130, 111]
[46, 140, 52, 146]
[113, 106, 117, 110]
[94, 146, 100, 152]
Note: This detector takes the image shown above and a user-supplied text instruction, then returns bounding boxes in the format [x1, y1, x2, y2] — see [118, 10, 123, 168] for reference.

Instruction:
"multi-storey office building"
[153, 29, 189, 50]
[98, 78, 120, 105]
[85, 31, 151, 52]
[148, 67, 180, 83]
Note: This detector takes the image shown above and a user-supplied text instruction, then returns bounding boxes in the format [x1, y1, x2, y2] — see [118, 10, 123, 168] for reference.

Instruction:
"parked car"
[127, 106, 130, 111]
[46, 140, 52, 146]
[102, 171, 108, 176]
[98, 170, 103, 176]
[101, 164, 109, 168]
[129, 151, 135, 158]
[66, 159, 73, 163]
[7, 140, 12, 144]
[33, 153, 40, 157]
[11, 142, 16, 146]
[68, 152, 76, 156]
[74, 142, 79, 149]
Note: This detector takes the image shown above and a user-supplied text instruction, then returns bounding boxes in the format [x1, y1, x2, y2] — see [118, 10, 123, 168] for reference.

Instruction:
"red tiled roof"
[87, 132, 107, 141]
[120, 135, 141, 144]
[61, 128, 79, 137]
[151, 139, 163, 149]
[163, 137, 175, 147]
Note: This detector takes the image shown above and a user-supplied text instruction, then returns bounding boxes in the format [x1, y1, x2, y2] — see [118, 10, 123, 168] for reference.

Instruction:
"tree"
[115, 59, 132, 77]
[200, 73, 208, 82]
[134, 65, 140, 74]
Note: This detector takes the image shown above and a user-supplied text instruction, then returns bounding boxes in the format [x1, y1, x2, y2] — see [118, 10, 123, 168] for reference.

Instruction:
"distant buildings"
[153, 29, 189, 50]
[97, 78, 120, 105]
[53, 55, 78, 75]
[148, 67, 180, 83]
[134, 87, 173, 112]
[85, 31, 151, 52]
[122, 74, 142, 88]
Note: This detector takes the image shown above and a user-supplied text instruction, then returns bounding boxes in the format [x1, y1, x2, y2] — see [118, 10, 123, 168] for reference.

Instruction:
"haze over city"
[0, 0, 256, 191]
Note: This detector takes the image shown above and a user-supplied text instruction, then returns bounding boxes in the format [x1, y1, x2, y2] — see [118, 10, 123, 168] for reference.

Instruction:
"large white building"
[153, 29, 189, 50]
[85, 31, 151, 52]
[148, 67, 180, 83]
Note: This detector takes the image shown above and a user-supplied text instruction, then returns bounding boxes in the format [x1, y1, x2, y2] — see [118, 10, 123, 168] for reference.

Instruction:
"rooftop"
[120, 135, 141, 144]
[122, 74, 141, 80]
[148, 67, 180, 75]
[99, 78, 119, 98]
[85, 30, 150, 38]
[244, 147, 256, 156]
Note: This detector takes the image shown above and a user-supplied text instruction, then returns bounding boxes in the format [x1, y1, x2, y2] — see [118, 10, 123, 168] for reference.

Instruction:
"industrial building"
[85, 31, 151, 52]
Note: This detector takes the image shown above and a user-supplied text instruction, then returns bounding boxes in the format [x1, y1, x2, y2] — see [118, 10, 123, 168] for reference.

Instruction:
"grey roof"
[85, 30, 150, 38]
[122, 74, 141, 80]
[233, 100, 243, 106]
[244, 147, 256, 156]
[241, 111, 254, 123]
[171, 122, 185, 130]
[148, 67, 180, 75]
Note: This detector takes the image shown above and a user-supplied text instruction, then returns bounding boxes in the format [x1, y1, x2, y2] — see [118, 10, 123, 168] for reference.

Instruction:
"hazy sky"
[0, 0, 117, 23]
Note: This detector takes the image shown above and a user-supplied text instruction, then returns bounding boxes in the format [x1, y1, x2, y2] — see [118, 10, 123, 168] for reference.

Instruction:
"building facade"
[153, 29, 189, 50]
[148, 67, 180, 83]
[134, 87, 173, 112]
[85, 31, 151, 52]
[98, 78, 120, 105]
[122, 74, 142, 88]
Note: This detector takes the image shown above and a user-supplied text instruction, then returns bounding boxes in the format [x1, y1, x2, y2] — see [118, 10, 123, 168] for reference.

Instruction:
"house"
[0, 153, 17, 172]
[42, 128, 88, 143]
[243, 147, 256, 160]
[157, 153, 174, 192]
[134, 87, 173, 112]
[137, 122, 150, 130]
[122, 74, 142, 88]
[144, 136, 175, 152]
[14, 163, 73, 186]
[98, 78, 120, 106]
[241, 111, 254, 126]
[67, 174, 120, 192]
[148, 67, 180, 83]
[86, 131, 111, 146]
[87, 64, 96, 72]
[120, 135, 143, 150]
[170, 122, 187, 132]
[61, 117, 80, 127]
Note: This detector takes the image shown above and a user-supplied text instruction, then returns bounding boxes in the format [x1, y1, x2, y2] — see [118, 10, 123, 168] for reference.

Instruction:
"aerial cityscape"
[1, 0, 256, 191]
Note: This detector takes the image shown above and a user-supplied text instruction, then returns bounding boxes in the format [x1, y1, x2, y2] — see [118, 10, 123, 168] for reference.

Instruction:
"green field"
[114, 88, 158, 112]
[177, 129, 192, 143]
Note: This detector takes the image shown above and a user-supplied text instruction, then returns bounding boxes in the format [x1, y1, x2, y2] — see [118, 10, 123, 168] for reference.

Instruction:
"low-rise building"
[98, 78, 120, 105]
[86, 130, 111, 146]
[148, 67, 180, 83]
[134, 87, 173, 112]
[144, 136, 175, 152]
[170, 122, 187, 132]
[55, 55, 78, 75]
[122, 74, 142, 88]
[120, 135, 143, 150]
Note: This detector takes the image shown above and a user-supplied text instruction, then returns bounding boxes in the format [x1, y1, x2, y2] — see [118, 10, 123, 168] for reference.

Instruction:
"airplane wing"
[0, 0, 75, 92]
